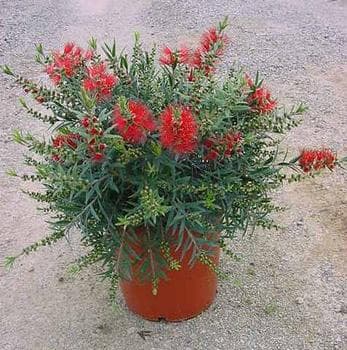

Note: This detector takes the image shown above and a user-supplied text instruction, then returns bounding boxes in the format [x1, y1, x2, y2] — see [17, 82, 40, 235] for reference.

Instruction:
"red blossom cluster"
[81, 115, 104, 137]
[200, 27, 228, 54]
[189, 27, 228, 76]
[245, 74, 277, 114]
[51, 133, 82, 162]
[299, 149, 336, 173]
[159, 46, 190, 66]
[203, 131, 243, 161]
[247, 87, 277, 114]
[52, 133, 81, 149]
[113, 100, 156, 144]
[159, 26, 228, 79]
[52, 116, 107, 163]
[46, 42, 93, 85]
[83, 63, 117, 100]
[80, 115, 106, 162]
[159, 106, 197, 155]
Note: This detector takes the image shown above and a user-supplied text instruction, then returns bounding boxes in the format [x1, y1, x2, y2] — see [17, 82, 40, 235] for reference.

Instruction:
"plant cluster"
[2, 18, 344, 297]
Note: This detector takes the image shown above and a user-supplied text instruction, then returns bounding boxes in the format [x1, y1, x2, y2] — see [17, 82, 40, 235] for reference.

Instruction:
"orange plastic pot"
[119, 235, 220, 322]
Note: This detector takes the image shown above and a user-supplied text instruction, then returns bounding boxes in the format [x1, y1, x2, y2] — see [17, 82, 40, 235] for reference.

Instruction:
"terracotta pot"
[119, 234, 220, 322]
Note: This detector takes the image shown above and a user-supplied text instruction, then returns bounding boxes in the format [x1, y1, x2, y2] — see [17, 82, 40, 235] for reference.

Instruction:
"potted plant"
[2, 18, 344, 321]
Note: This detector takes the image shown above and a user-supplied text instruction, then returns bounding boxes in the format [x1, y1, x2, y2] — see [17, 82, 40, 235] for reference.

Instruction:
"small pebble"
[336, 304, 347, 314]
[296, 219, 304, 226]
[295, 297, 304, 305]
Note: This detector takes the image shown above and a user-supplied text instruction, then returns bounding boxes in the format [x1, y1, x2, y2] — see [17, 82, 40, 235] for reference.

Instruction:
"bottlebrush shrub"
[2, 18, 345, 298]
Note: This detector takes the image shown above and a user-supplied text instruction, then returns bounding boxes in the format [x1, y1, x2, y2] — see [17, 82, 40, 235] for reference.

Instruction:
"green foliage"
[6, 169, 17, 177]
[4, 256, 17, 269]
[1, 64, 14, 76]
[264, 301, 279, 316]
[67, 250, 102, 275]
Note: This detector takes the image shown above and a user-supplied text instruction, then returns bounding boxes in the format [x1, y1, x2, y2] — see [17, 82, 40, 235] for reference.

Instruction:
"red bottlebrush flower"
[84, 49, 94, 60]
[74, 46, 82, 57]
[203, 131, 243, 161]
[159, 46, 191, 66]
[46, 42, 84, 84]
[247, 87, 277, 114]
[203, 137, 219, 161]
[83, 62, 117, 100]
[186, 27, 228, 78]
[200, 27, 228, 54]
[52, 133, 81, 149]
[87, 62, 106, 78]
[65, 134, 80, 149]
[159, 108, 176, 148]
[114, 113, 127, 130]
[159, 105, 198, 155]
[190, 48, 203, 68]
[46, 63, 55, 75]
[205, 149, 219, 161]
[299, 149, 337, 173]
[159, 46, 176, 66]
[83, 78, 97, 91]
[64, 42, 75, 54]
[203, 138, 219, 161]
[200, 27, 218, 52]
[113, 100, 156, 144]
[223, 131, 243, 157]
[122, 124, 145, 143]
[52, 135, 65, 148]
[178, 46, 191, 64]
[86, 132, 106, 162]
[188, 48, 215, 77]
[129, 100, 156, 132]
[104, 74, 117, 88]
[51, 74, 62, 85]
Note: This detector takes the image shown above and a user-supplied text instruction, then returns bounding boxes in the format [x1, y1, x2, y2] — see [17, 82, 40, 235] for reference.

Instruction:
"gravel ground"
[0, 0, 346, 349]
